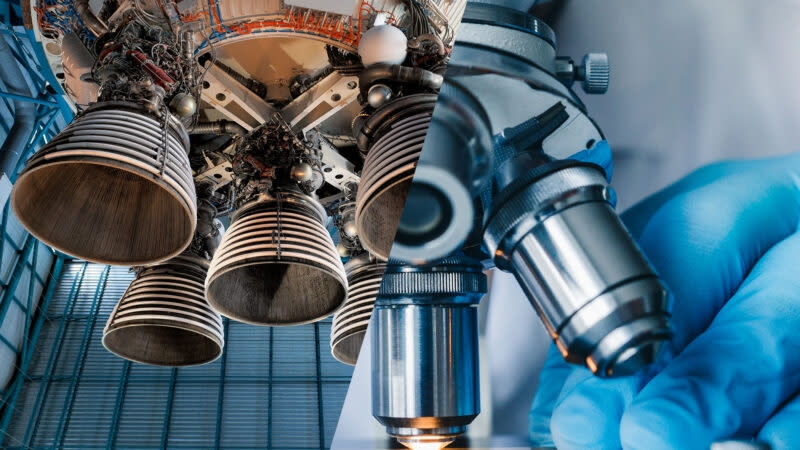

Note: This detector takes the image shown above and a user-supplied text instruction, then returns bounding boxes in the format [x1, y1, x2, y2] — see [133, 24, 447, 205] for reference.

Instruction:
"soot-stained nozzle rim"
[205, 191, 347, 326]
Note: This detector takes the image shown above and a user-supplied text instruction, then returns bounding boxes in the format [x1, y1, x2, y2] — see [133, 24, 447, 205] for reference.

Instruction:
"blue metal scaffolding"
[0, 7, 76, 448]
[0, 7, 354, 449]
[1, 263, 352, 449]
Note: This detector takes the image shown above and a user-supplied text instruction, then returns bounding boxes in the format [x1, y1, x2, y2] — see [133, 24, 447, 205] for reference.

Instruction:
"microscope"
[370, 3, 674, 448]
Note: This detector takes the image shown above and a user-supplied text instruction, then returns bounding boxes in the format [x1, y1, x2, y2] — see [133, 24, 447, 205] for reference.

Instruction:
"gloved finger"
[620, 230, 800, 450]
[633, 152, 800, 352]
[532, 346, 669, 449]
[570, 139, 614, 181]
[549, 373, 644, 450]
[757, 392, 800, 450]
[544, 334, 676, 450]
[529, 346, 593, 446]
[570, 140, 617, 206]
[622, 158, 765, 239]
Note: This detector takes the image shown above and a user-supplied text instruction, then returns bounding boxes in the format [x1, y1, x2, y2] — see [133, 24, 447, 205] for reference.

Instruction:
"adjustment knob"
[579, 53, 610, 94]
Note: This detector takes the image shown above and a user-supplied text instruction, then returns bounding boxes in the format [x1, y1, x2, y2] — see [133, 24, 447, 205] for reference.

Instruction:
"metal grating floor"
[2, 262, 353, 449]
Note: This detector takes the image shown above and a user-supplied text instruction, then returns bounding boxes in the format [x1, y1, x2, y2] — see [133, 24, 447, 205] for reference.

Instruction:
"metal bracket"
[200, 63, 276, 131]
[308, 130, 360, 191]
[280, 72, 360, 138]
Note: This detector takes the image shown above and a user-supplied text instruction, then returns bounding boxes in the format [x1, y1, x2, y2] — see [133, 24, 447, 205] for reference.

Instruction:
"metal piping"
[411, 34, 446, 56]
[74, 0, 109, 37]
[358, 64, 443, 98]
[0, 36, 37, 176]
[196, 199, 221, 256]
[189, 120, 248, 136]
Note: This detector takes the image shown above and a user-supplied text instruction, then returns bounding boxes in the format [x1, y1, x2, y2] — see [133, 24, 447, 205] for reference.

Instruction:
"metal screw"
[554, 56, 575, 86]
[578, 53, 610, 94]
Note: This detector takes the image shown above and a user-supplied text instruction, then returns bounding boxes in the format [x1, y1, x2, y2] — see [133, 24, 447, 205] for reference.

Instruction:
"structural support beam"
[280, 72, 360, 137]
[267, 327, 274, 448]
[106, 361, 131, 450]
[53, 266, 110, 448]
[0, 91, 56, 107]
[214, 319, 229, 449]
[314, 323, 325, 450]
[160, 368, 178, 449]
[201, 63, 276, 131]
[0, 254, 66, 444]
[19, 262, 87, 447]
[0, 235, 34, 335]
[308, 130, 359, 191]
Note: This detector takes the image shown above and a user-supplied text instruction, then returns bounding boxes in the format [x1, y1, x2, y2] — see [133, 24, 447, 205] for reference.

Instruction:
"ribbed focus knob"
[378, 256, 487, 302]
[581, 53, 610, 94]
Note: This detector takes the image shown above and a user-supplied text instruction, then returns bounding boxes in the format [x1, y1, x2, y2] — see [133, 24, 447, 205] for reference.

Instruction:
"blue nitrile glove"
[529, 151, 800, 450]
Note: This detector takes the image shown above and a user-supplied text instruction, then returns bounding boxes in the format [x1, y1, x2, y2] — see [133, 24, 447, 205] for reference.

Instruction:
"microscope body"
[372, 3, 674, 446]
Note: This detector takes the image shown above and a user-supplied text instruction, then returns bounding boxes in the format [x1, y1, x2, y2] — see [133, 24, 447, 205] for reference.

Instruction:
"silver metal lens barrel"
[484, 164, 672, 377]
[372, 257, 486, 447]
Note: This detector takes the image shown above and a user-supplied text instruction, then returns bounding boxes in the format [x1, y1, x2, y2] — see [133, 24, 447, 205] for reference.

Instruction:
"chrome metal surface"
[206, 190, 347, 326]
[462, 2, 556, 50]
[485, 165, 672, 376]
[368, 84, 393, 108]
[11, 101, 197, 266]
[433, 5, 669, 377]
[372, 258, 486, 443]
[103, 255, 224, 366]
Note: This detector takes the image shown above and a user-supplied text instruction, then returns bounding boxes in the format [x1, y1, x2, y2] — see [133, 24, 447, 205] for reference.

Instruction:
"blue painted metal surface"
[0, 12, 74, 444]
[52, 265, 110, 448]
[0, 253, 64, 434]
[106, 360, 130, 449]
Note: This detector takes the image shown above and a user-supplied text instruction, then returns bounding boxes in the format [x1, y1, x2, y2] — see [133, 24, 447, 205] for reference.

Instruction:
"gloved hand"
[529, 152, 800, 450]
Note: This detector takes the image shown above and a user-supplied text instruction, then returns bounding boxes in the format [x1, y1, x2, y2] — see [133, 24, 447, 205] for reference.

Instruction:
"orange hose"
[226, 8, 360, 46]
[180, 2, 396, 47]
[207, 0, 225, 33]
